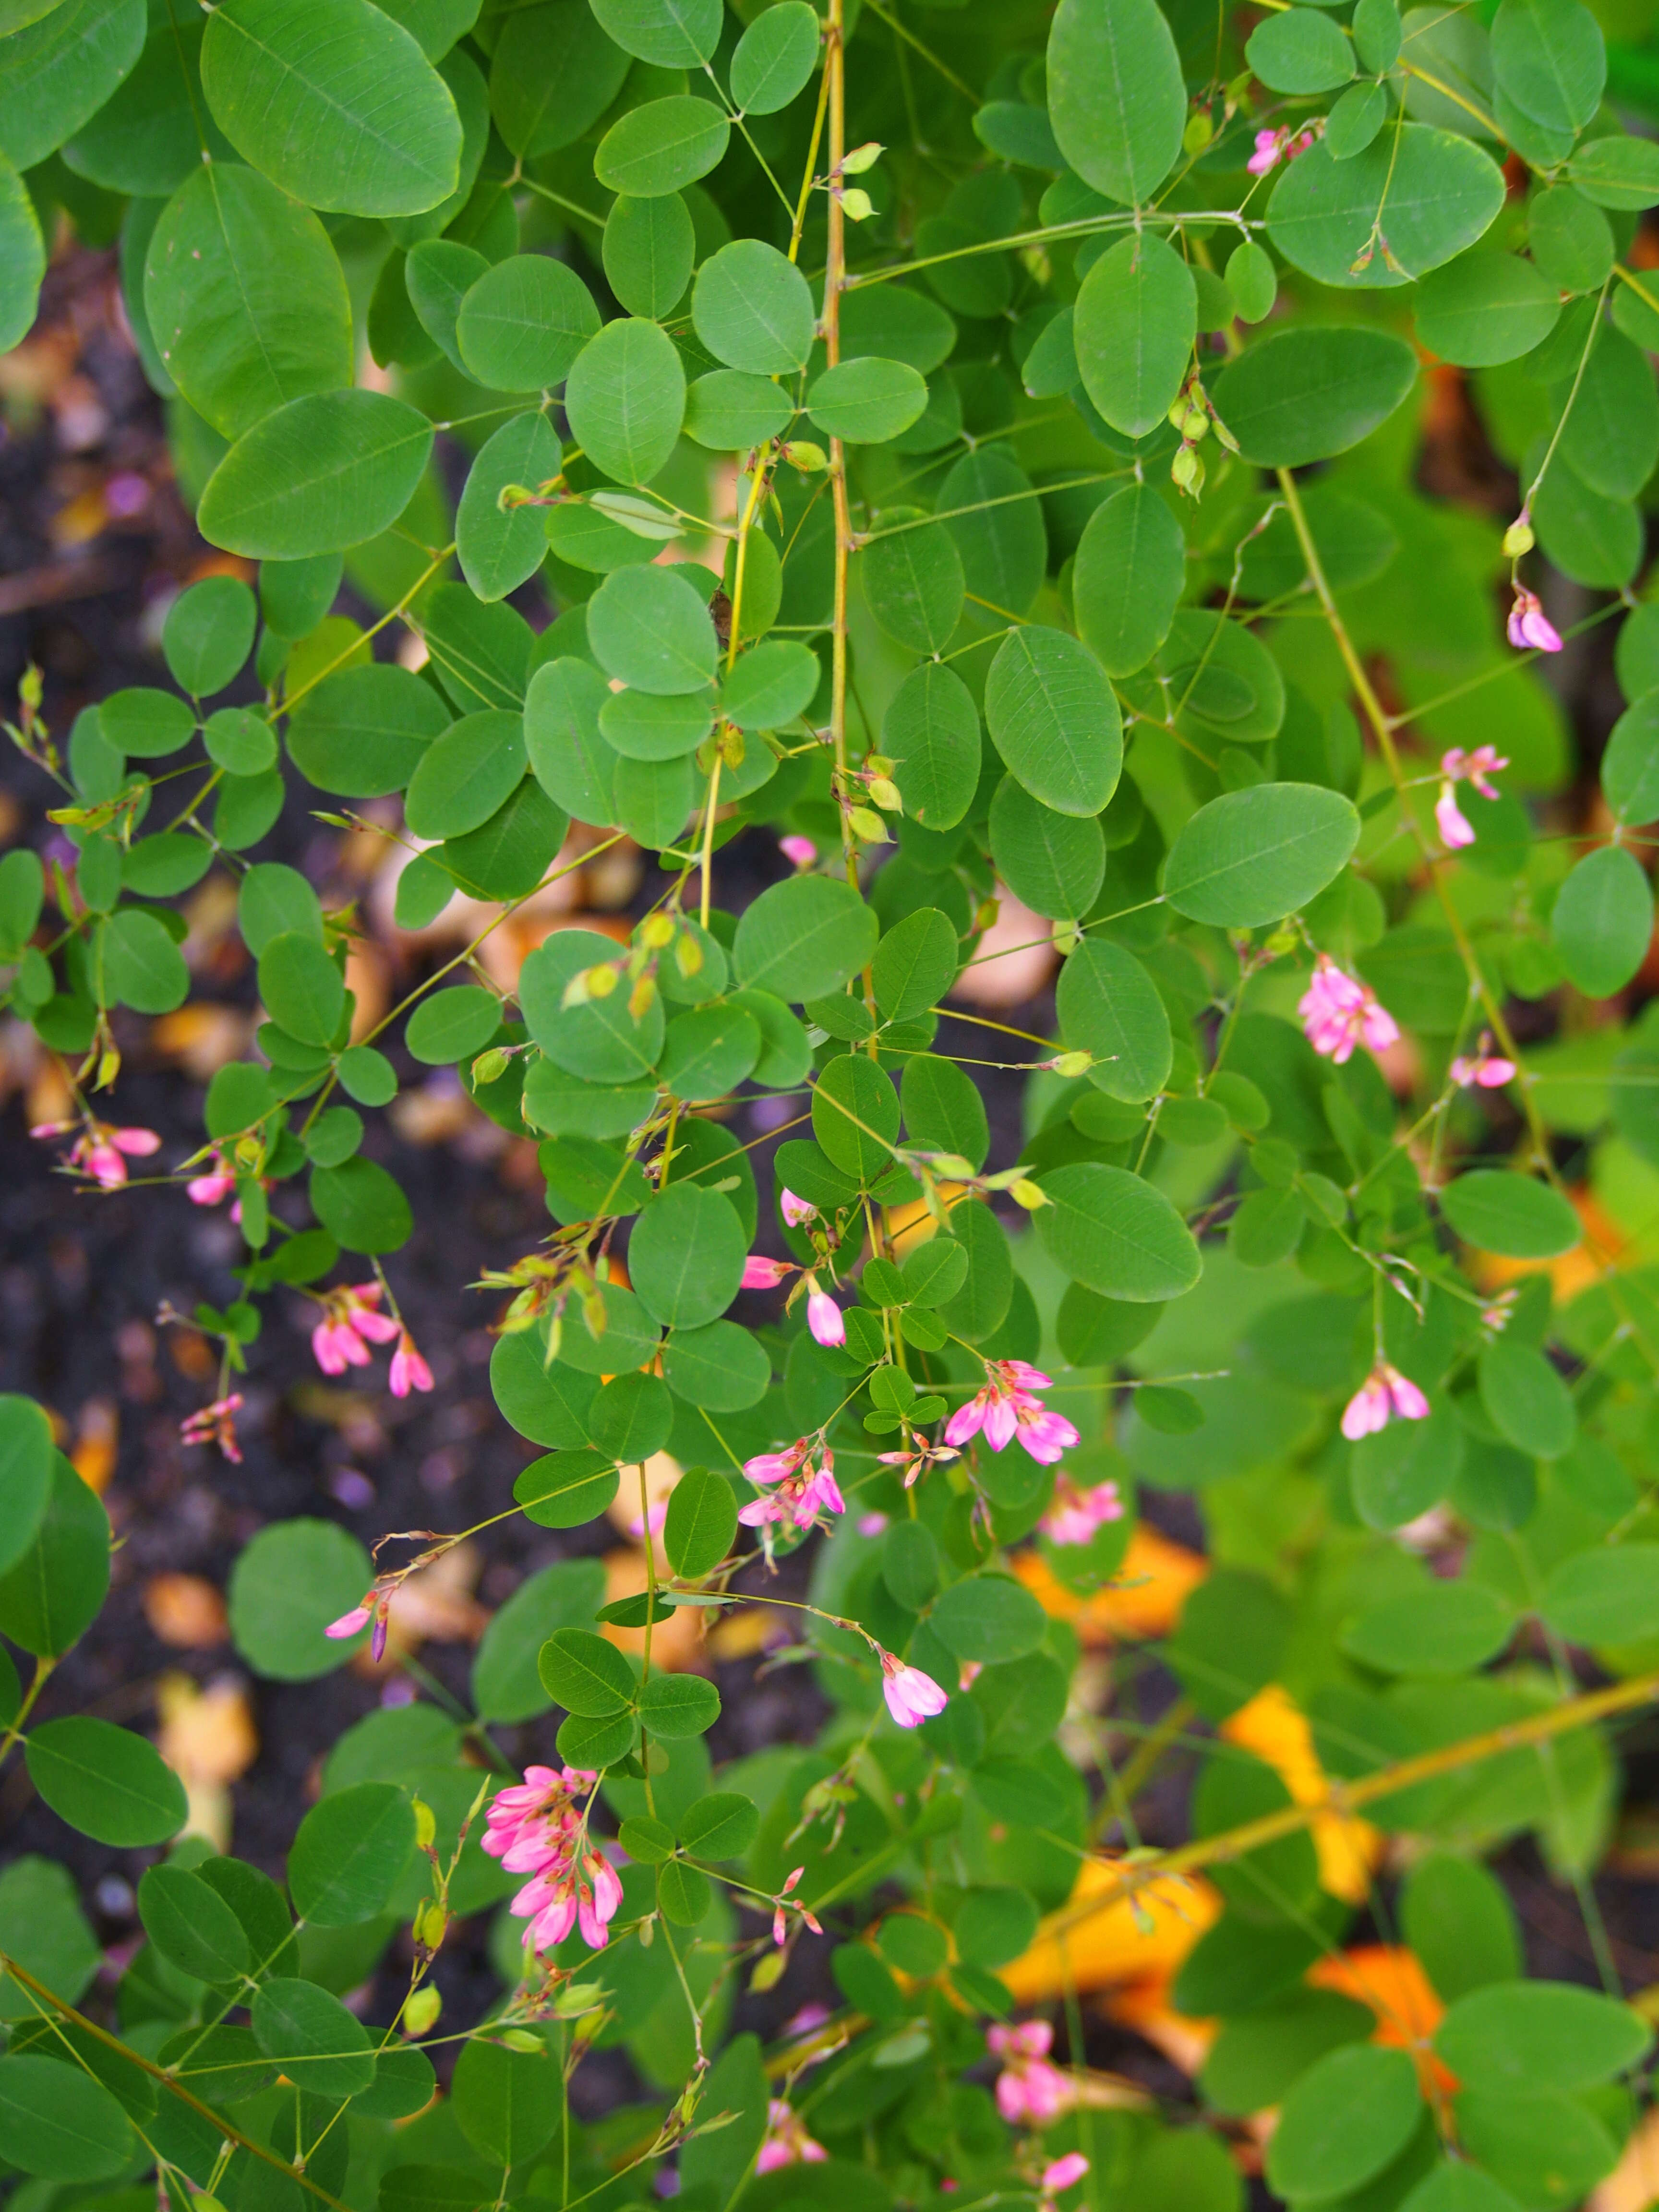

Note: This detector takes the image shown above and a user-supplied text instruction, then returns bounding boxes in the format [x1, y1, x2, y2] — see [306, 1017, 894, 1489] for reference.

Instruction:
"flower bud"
[1170, 445, 1202, 493]
[842, 141, 884, 173]
[404, 1986, 442, 2036]
[1051, 1050, 1094, 1078]
[470, 1047, 510, 1087]
[412, 1796, 437, 1849]
[96, 1046, 121, 1090]
[1183, 108, 1214, 152]
[719, 723, 747, 768]
[1183, 407, 1209, 441]
[749, 1946, 787, 1991]
[784, 440, 830, 472]
[848, 805, 890, 842]
[1503, 517, 1535, 558]
[417, 1899, 448, 1950]
[866, 775, 902, 812]
[973, 897, 999, 931]
[1167, 397, 1190, 429]
[840, 187, 875, 222]
[1010, 1178, 1050, 1211]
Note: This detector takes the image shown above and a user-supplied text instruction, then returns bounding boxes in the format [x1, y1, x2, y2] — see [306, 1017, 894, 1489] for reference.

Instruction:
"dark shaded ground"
[5, 238, 1659, 2131]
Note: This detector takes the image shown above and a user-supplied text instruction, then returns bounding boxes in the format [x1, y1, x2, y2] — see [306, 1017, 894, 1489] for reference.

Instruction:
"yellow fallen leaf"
[599, 1547, 707, 1672]
[69, 1397, 118, 1495]
[1013, 1524, 1209, 1644]
[157, 1673, 258, 1851]
[1307, 1944, 1444, 2049]
[1221, 1685, 1382, 1906]
[999, 1854, 1220, 2006]
[1591, 2103, 1659, 2212]
[144, 1574, 228, 1650]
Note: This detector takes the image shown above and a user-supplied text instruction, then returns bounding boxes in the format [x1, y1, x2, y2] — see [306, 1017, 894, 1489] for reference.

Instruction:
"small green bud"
[1009, 1178, 1050, 1211]
[866, 775, 902, 812]
[842, 141, 884, 173]
[404, 1986, 442, 2036]
[1503, 517, 1535, 558]
[1183, 108, 1214, 152]
[840, 187, 875, 222]
[412, 1797, 437, 1850]
[784, 440, 830, 472]
[848, 805, 890, 843]
[470, 1047, 510, 1087]
[1051, 1050, 1094, 1079]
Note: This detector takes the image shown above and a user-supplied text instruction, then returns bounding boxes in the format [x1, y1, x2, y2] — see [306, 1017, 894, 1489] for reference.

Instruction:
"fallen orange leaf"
[999, 1854, 1220, 2006]
[1221, 1686, 1382, 1907]
[1014, 1523, 1209, 1645]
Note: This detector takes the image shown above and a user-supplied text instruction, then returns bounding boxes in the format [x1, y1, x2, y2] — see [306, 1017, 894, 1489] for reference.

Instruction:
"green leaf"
[457, 252, 599, 390]
[405, 708, 526, 840]
[731, 1, 818, 112]
[0, 2055, 133, 2181]
[310, 1155, 413, 1255]
[1540, 1543, 1659, 1644]
[1402, 1853, 1522, 2003]
[25, 1718, 186, 1847]
[693, 237, 814, 372]
[1035, 1161, 1201, 1300]
[595, 93, 730, 197]
[1164, 782, 1359, 926]
[590, 1371, 673, 1461]
[0, 1858, 99, 2022]
[873, 907, 958, 1022]
[604, 190, 694, 318]
[1074, 232, 1195, 438]
[630, 1183, 746, 1328]
[516, 1449, 622, 1527]
[861, 517, 964, 655]
[1072, 481, 1185, 678]
[0, 1396, 54, 1578]
[733, 872, 878, 1002]
[289, 1782, 416, 1924]
[1439, 1170, 1581, 1257]
[985, 623, 1121, 817]
[288, 663, 449, 797]
[940, 446, 1047, 614]
[638, 1670, 721, 1739]
[1414, 249, 1562, 366]
[1340, 1583, 1516, 1676]
[252, 1977, 375, 2098]
[137, 1863, 251, 1982]
[1212, 326, 1418, 465]
[1441, 1981, 1649, 2092]
[902, 1052, 989, 1170]
[663, 1467, 739, 1578]
[525, 656, 616, 826]
[1265, 2045, 1423, 2200]
[588, 564, 717, 695]
[0, 152, 44, 352]
[684, 367, 793, 449]
[988, 777, 1104, 921]
[679, 1789, 759, 1856]
[228, 1516, 373, 1679]
[198, 390, 434, 559]
[815, 1050, 901, 1179]
[258, 930, 344, 1046]
[163, 576, 256, 697]
[1479, 1336, 1576, 1459]
[144, 162, 352, 439]
[807, 356, 929, 443]
[662, 1320, 770, 1409]
[453, 2036, 564, 2167]
[490, 0, 629, 157]
[592, 0, 720, 65]
[1056, 939, 1171, 1102]
[473, 1558, 607, 1721]
[540, 1625, 636, 1715]
[520, 926, 664, 1082]
[0, 1453, 109, 1659]
[1248, 5, 1354, 89]
[201, 0, 461, 216]
[407, 984, 501, 1065]
[0, 0, 146, 177]
[1267, 126, 1507, 289]
[97, 907, 190, 1015]
[1166, 1569, 1290, 1722]
[1046, 0, 1184, 205]
[883, 661, 981, 830]
[1568, 132, 1659, 207]
[930, 1571, 1047, 1662]
[721, 640, 819, 733]
[1491, 0, 1604, 136]
[1551, 842, 1652, 997]
[565, 315, 685, 485]
[458, 411, 562, 602]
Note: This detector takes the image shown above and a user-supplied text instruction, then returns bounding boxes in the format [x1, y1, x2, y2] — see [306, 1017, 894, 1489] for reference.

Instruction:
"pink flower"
[1247, 123, 1317, 175]
[311, 1282, 400, 1376]
[858, 1510, 890, 1536]
[880, 1650, 949, 1728]
[780, 1187, 817, 1228]
[34, 1118, 161, 1189]
[187, 1147, 238, 1206]
[987, 2020, 1075, 2125]
[1437, 745, 1509, 848]
[1298, 955, 1400, 1065]
[779, 836, 818, 870]
[945, 1359, 1079, 1465]
[180, 1393, 245, 1465]
[1041, 1477, 1125, 1548]
[326, 1584, 391, 1660]
[1450, 1032, 1517, 1089]
[482, 1765, 597, 1873]
[770, 1865, 824, 1946]
[389, 1331, 434, 1397]
[1507, 586, 1562, 654]
[756, 2099, 828, 2174]
[806, 1284, 845, 1347]
[742, 1254, 793, 1288]
[515, 1849, 624, 1951]
[1043, 2156, 1090, 2194]
[1340, 1363, 1431, 1442]
[876, 1440, 961, 1488]
[740, 1435, 845, 1535]
[325, 1601, 374, 1641]
[1436, 785, 1476, 848]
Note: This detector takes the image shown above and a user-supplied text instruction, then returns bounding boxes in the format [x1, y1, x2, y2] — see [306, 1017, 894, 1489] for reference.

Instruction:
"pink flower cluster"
[1040, 1475, 1125, 1548]
[742, 1251, 845, 1346]
[481, 1764, 623, 1952]
[740, 1436, 845, 1531]
[987, 2019, 1075, 2125]
[1248, 123, 1317, 175]
[180, 1393, 245, 1464]
[756, 2098, 828, 2173]
[771, 1864, 823, 1946]
[325, 1585, 391, 1662]
[1298, 956, 1400, 1065]
[779, 835, 818, 871]
[312, 1283, 433, 1397]
[1436, 745, 1509, 850]
[881, 1649, 949, 1728]
[1040, 2155, 1090, 2204]
[1451, 1032, 1517, 1089]
[1341, 1362, 1430, 1441]
[32, 1118, 159, 1189]
[1508, 586, 1562, 656]
[946, 1360, 1079, 1465]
